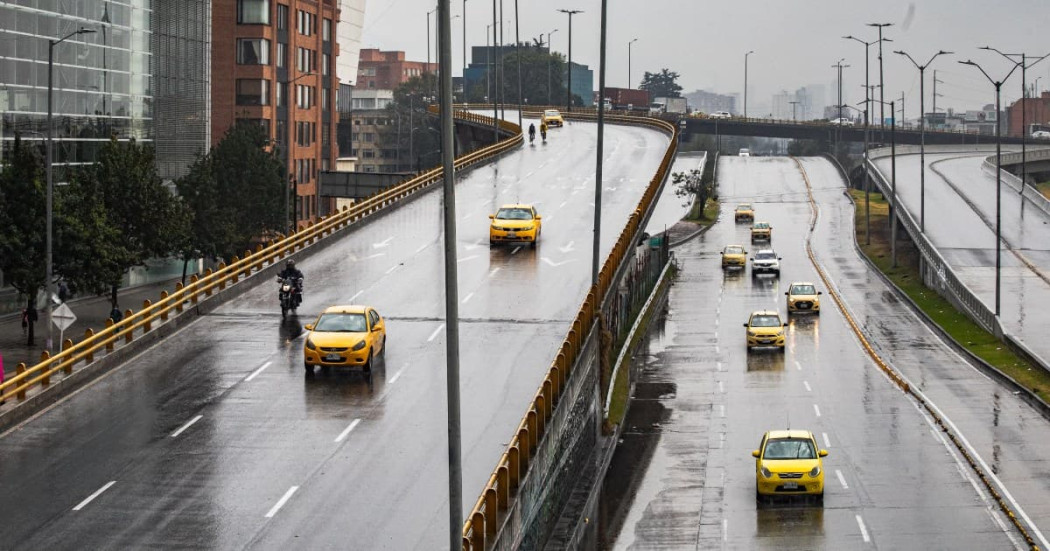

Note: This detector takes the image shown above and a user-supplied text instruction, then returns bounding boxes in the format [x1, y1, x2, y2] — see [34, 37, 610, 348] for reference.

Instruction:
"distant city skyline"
[362, 0, 1050, 116]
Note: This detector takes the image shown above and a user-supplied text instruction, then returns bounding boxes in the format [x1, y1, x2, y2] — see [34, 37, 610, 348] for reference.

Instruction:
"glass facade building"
[0, 0, 210, 180]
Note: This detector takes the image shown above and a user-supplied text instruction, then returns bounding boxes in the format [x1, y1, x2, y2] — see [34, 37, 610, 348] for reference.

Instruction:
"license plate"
[325, 353, 341, 362]
[507, 231, 517, 238]
[783, 482, 798, 490]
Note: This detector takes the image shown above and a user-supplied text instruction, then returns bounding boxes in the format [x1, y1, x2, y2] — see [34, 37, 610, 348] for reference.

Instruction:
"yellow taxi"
[489, 204, 542, 247]
[303, 305, 386, 374]
[786, 282, 822, 314]
[752, 430, 828, 503]
[541, 109, 564, 127]
[751, 221, 772, 243]
[734, 203, 754, 222]
[743, 310, 787, 352]
[721, 244, 747, 269]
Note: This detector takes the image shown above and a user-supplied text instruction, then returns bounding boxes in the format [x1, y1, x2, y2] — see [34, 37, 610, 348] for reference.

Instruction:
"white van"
[739, 148, 751, 157]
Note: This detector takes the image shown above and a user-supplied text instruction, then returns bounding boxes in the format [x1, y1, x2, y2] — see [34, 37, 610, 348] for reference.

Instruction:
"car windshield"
[754, 223, 770, 229]
[755, 252, 776, 260]
[750, 315, 782, 327]
[736, 204, 751, 211]
[544, 110, 560, 117]
[764, 438, 817, 460]
[314, 313, 368, 332]
[495, 208, 534, 220]
[725, 246, 744, 255]
[791, 285, 816, 295]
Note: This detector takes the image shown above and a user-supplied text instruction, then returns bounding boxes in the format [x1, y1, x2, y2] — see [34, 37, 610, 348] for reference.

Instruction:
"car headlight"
[521, 225, 534, 231]
[776, 330, 784, 337]
[747, 330, 757, 336]
[809, 466, 821, 477]
[761, 466, 772, 479]
[306, 339, 316, 350]
[352, 340, 367, 351]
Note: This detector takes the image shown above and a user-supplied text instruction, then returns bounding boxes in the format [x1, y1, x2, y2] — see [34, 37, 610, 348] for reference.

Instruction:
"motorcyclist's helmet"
[286, 259, 295, 269]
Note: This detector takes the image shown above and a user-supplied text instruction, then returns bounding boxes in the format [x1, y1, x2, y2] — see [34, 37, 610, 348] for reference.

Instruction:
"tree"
[177, 121, 285, 264]
[385, 74, 443, 171]
[672, 168, 715, 220]
[640, 68, 683, 99]
[65, 137, 188, 307]
[499, 47, 567, 106]
[0, 135, 47, 344]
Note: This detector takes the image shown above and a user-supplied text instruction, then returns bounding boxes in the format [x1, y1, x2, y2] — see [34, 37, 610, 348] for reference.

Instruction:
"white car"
[739, 148, 751, 157]
[750, 249, 782, 277]
[1032, 130, 1050, 139]
[828, 118, 854, 127]
[710, 111, 732, 120]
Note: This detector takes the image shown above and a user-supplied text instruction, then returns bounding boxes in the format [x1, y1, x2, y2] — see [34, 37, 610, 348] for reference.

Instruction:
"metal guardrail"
[0, 109, 522, 405]
[865, 159, 1050, 376]
[459, 109, 678, 550]
[981, 156, 1050, 218]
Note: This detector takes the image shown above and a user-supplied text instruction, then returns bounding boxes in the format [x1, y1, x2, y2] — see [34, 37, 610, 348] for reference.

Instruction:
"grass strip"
[848, 189, 1050, 401]
[1036, 181, 1050, 201]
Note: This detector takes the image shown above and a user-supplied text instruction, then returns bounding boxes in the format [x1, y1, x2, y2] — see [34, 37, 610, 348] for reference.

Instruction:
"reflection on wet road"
[604, 156, 1038, 550]
[0, 117, 669, 549]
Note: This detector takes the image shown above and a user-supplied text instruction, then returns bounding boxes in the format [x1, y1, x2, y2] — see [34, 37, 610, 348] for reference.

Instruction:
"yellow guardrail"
[0, 109, 522, 405]
[460, 109, 678, 550]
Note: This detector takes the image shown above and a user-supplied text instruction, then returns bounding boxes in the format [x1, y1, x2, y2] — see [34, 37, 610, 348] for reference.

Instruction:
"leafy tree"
[66, 137, 188, 307]
[673, 168, 715, 220]
[640, 68, 683, 99]
[0, 135, 47, 344]
[177, 121, 284, 264]
[385, 74, 443, 171]
[499, 46, 567, 106]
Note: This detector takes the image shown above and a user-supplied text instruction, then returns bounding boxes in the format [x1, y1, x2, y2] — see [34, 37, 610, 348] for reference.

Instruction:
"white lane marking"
[428, 324, 446, 342]
[718, 381, 725, 394]
[73, 481, 117, 511]
[803, 381, 812, 392]
[489, 267, 502, 277]
[462, 292, 475, 304]
[385, 265, 399, 274]
[813, 404, 822, 417]
[334, 418, 362, 443]
[542, 257, 573, 267]
[545, 215, 554, 223]
[836, 469, 849, 489]
[372, 237, 393, 249]
[170, 415, 203, 438]
[822, 432, 831, 448]
[363, 253, 387, 260]
[265, 486, 300, 518]
[457, 254, 479, 264]
[415, 243, 429, 254]
[558, 201, 568, 208]
[719, 433, 726, 448]
[511, 246, 522, 255]
[717, 361, 724, 372]
[794, 360, 802, 371]
[719, 405, 725, 418]
[464, 240, 484, 250]
[722, 518, 728, 542]
[389, 369, 404, 384]
[715, 318, 720, 328]
[244, 361, 272, 382]
[349, 290, 364, 303]
[715, 345, 720, 355]
[856, 515, 870, 543]
[558, 241, 575, 253]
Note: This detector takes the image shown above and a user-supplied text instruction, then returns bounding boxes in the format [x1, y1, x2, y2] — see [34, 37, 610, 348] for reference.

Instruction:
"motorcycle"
[278, 276, 303, 318]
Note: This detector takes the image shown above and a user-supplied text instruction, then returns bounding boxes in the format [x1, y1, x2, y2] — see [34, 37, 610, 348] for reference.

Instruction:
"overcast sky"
[362, 0, 1050, 117]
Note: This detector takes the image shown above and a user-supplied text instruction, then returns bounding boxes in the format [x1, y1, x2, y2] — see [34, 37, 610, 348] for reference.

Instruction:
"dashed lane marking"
[244, 361, 272, 382]
[836, 469, 849, 489]
[428, 324, 446, 342]
[170, 415, 203, 438]
[803, 381, 812, 392]
[265, 486, 300, 518]
[813, 404, 822, 417]
[462, 292, 475, 304]
[334, 419, 362, 443]
[795, 360, 802, 371]
[489, 267, 501, 277]
[822, 432, 831, 448]
[73, 481, 116, 511]
[389, 368, 404, 384]
[856, 515, 870, 543]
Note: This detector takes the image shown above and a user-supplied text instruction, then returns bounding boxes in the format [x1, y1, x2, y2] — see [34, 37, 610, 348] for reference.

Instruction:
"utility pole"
[546, 29, 558, 105]
[462, 0, 467, 94]
[515, 0, 521, 128]
[628, 38, 638, 89]
[558, 9, 582, 112]
[868, 23, 892, 134]
[491, 0, 497, 139]
[593, 0, 608, 286]
[933, 70, 944, 116]
[744, 50, 754, 118]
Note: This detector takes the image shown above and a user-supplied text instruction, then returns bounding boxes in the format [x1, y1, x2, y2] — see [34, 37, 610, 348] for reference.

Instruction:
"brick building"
[1006, 92, 1050, 137]
[357, 49, 436, 90]
[212, 0, 341, 227]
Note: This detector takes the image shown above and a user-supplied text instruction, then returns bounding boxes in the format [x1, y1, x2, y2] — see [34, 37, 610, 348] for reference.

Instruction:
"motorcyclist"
[540, 121, 548, 141]
[528, 123, 536, 143]
[278, 259, 304, 306]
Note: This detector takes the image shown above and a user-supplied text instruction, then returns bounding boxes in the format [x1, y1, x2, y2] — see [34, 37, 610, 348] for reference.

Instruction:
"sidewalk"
[0, 278, 183, 377]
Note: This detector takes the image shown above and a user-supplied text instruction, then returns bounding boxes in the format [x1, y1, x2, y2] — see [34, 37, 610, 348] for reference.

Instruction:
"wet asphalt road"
[0, 117, 669, 549]
[872, 151, 1050, 366]
[606, 156, 1044, 549]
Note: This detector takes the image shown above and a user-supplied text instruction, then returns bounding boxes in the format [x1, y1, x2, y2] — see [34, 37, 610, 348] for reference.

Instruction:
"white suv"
[750, 249, 781, 277]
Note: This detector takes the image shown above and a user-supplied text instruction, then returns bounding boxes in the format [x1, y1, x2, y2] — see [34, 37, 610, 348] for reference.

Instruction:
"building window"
[276, 83, 286, 107]
[322, 88, 329, 111]
[297, 48, 315, 73]
[238, 0, 270, 24]
[237, 38, 270, 65]
[322, 123, 331, 148]
[276, 43, 286, 68]
[363, 132, 374, 143]
[277, 4, 289, 29]
[276, 119, 286, 147]
[297, 10, 315, 36]
[323, 18, 332, 41]
[322, 53, 330, 76]
[236, 79, 271, 106]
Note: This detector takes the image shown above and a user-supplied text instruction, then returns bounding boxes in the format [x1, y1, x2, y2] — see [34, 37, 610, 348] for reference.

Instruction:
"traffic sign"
[52, 303, 77, 332]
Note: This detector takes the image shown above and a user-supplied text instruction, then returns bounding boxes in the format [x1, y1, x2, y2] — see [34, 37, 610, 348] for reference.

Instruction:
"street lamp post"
[462, 0, 467, 92]
[593, 0, 608, 286]
[557, 9, 582, 112]
[46, 26, 96, 351]
[744, 50, 754, 118]
[844, 34, 877, 245]
[981, 46, 1050, 215]
[832, 58, 848, 156]
[960, 59, 1020, 317]
[867, 22, 892, 135]
[895, 49, 951, 233]
[628, 38, 638, 89]
[514, 0, 522, 128]
[789, 100, 800, 121]
[870, 98, 897, 266]
[547, 29, 558, 105]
